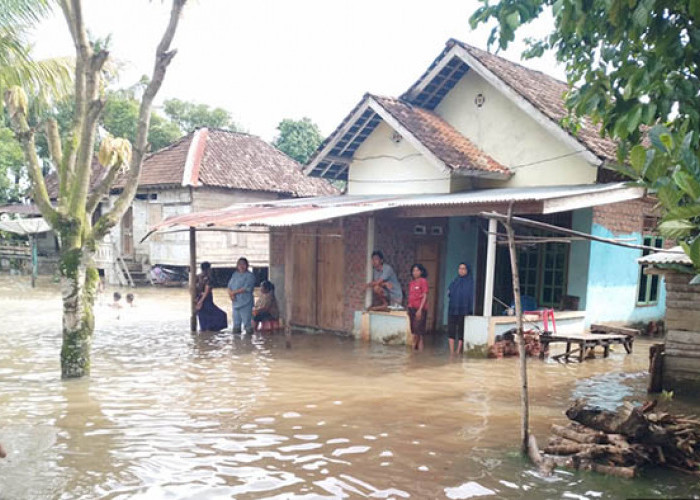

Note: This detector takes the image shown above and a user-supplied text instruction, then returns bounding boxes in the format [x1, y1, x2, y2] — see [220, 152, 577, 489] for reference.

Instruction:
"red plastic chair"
[524, 308, 556, 333]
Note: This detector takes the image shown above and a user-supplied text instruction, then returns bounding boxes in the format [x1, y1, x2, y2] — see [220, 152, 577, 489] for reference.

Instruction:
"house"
[638, 248, 699, 392]
[44, 128, 336, 285]
[150, 39, 666, 345]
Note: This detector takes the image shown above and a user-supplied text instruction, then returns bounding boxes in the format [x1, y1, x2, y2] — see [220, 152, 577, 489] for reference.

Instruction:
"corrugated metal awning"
[638, 246, 691, 266]
[146, 183, 644, 239]
[0, 218, 51, 235]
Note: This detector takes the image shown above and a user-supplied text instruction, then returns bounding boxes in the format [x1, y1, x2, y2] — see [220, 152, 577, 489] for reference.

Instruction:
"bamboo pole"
[481, 212, 685, 254]
[501, 202, 529, 455]
[189, 227, 197, 332]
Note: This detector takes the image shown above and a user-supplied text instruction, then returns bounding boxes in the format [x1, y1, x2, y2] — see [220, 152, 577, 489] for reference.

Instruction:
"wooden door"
[291, 231, 316, 326]
[416, 242, 440, 332]
[316, 226, 345, 331]
[121, 206, 134, 257]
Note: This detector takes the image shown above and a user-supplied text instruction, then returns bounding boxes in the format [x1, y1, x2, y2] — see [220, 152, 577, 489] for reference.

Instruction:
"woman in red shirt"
[408, 263, 429, 351]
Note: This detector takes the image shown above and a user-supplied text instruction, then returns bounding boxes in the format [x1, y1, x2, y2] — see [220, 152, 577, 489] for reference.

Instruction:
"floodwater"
[0, 277, 699, 500]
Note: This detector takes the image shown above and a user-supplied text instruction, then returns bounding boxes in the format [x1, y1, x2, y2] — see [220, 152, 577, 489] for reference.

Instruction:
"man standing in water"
[367, 250, 403, 310]
[227, 257, 256, 333]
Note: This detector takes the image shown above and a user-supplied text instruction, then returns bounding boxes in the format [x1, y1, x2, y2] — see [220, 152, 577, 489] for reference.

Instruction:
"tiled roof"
[116, 129, 337, 196]
[115, 133, 194, 189]
[372, 95, 510, 176]
[45, 159, 109, 200]
[447, 40, 618, 162]
[197, 129, 337, 196]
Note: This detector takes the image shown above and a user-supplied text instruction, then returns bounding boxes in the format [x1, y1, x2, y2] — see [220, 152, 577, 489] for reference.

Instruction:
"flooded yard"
[0, 276, 698, 499]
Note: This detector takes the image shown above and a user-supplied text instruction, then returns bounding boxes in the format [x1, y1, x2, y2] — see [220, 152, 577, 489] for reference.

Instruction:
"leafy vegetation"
[470, 0, 700, 272]
[273, 117, 323, 164]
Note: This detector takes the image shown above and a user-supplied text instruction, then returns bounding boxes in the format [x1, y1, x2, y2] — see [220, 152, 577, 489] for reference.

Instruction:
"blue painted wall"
[567, 208, 592, 310]
[584, 223, 666, 325]
[442, 217, 480, 325]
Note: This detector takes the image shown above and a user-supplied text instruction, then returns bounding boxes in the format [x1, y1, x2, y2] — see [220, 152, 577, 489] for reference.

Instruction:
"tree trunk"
[59, 244, 99, 378]
[566, 400, 650, 440]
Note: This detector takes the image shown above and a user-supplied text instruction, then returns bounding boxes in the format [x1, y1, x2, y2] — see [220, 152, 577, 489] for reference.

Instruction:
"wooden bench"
[540, 332, 634, 363]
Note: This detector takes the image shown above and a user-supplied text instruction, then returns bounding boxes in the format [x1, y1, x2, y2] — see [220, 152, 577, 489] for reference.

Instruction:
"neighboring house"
[44, 128, 336, 285]
[150, 39, 667, 345]
[638, 248, 699, 392]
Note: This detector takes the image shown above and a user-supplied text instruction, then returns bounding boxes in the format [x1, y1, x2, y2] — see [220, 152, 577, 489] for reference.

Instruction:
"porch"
[145, 182, 650, 345]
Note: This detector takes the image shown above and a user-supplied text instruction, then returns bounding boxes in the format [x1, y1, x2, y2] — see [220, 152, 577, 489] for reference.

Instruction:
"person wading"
[195, 261, 228, 332]
[447, 262, 474, 355]
[227, 257, 256, 334]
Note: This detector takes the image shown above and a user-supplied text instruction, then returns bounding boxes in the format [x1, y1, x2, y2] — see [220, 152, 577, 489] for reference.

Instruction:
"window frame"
[636, 235, 664, 306]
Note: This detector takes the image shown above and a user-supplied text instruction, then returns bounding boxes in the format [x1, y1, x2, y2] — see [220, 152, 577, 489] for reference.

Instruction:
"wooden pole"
[481, 211, 684, 254]
[189, 227, 197, 332]
[30, 235, 37, 288]
[502, 203, 529, 455]
[483, 218, 497, 316]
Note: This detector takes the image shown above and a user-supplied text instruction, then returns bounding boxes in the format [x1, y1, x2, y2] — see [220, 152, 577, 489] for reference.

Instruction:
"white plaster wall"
[108, 187, 279, 268]
[346, 122, 451, 195]
[435, 71, 597, 187]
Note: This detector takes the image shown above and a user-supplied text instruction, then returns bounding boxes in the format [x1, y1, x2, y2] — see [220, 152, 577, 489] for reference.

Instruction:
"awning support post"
[364, 216, 375, 309]
[30, 235, 37, 288]
[189, 227, 197, 332]
[483, 218, 497, 316]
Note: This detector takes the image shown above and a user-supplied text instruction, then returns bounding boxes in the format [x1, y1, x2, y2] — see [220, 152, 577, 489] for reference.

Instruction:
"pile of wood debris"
[536, 400, 700, 478]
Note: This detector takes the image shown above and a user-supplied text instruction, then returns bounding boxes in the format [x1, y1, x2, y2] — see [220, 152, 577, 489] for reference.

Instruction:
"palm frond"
[0, 0, 52, 29]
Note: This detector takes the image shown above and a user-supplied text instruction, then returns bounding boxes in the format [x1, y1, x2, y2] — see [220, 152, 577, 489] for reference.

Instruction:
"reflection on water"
[0, 277, 699, 499]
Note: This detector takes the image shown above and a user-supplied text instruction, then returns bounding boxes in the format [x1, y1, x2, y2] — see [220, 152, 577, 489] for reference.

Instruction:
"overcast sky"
[32, 0, 560, 141]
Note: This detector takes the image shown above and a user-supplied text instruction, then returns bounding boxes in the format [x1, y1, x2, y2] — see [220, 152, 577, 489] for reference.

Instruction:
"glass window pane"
[650, 275, 659, 302]
[638, 270, 648, 302]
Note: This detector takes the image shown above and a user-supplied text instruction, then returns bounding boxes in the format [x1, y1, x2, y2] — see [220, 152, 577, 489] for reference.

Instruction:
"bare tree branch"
[58, 0, 87, 187]
[45, 118, 64, 196]
[94, 0, 186, 241]
[68, 49, 109, 217]
[6, 105, 58, 225]
[85, 162, 123, 216]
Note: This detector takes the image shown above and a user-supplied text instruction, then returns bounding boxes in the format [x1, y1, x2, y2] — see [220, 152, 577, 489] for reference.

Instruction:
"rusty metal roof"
[148, 183, 643, 237]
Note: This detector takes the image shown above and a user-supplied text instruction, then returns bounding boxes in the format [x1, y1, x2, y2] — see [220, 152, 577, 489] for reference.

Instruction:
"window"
[637, 236, 663, 305]
[517, 235, 569, 308]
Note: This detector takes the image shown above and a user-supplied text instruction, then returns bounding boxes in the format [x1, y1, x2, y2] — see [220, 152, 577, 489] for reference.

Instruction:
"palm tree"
[0, 0, 72, 106]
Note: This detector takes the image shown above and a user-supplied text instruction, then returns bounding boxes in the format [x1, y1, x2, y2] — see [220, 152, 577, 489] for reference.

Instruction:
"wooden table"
[539, 332, 633, 362]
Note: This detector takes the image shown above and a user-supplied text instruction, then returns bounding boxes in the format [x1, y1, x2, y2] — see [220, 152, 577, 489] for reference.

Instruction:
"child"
[111, 292, 123, 308]
[407, 263, 429, 351]
[110, 292, 123, 320]
[253, 280, 279, 331]
[447, 263, 474, 355]
[126, 293, 135, 307]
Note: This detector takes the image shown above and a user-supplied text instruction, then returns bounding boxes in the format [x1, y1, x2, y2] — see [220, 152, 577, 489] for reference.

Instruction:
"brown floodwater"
[0, 276, 699, 500]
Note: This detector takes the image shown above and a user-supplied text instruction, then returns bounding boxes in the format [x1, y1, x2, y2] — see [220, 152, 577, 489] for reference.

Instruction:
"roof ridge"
[201, 126, 257, 138]
[448, 38, 569, 87]
[145, 130, 194, 159]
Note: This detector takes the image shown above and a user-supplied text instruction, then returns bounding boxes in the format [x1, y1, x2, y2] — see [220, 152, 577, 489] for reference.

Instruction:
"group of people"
[195, 257, 279, 334]
[196, 251, 475, 354]
[367, 250, 474, 354]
